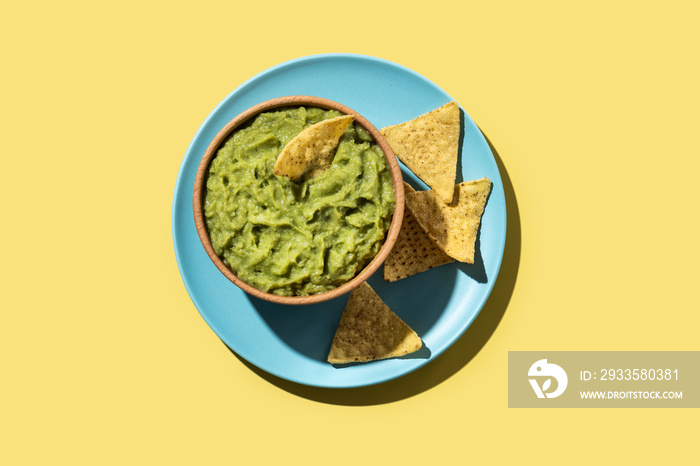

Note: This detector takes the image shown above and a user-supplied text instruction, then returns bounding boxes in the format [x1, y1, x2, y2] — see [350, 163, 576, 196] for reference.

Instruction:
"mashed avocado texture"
[204, 107, 395, 296]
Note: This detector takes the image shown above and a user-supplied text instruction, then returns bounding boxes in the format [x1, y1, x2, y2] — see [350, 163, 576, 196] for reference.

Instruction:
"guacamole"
[203, 107, 395, 296]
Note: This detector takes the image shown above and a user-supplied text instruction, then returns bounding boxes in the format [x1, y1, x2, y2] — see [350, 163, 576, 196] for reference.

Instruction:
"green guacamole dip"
[203, 107, 395, 296]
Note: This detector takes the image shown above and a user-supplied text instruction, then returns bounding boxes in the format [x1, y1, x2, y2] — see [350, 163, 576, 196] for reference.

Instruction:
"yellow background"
[2, 0, 698, 464]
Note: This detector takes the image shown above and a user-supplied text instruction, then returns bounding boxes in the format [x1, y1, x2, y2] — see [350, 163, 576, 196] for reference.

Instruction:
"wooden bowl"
[193, 96, 404, 305]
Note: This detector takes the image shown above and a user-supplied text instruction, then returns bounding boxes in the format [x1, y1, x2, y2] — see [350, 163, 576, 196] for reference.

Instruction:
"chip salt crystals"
[405, 178, 492, 264]
[383, 183, 454, 282]
[380, 101, 460, 203]
[327, 282, 422, 364]
[273, 114, 355, 182]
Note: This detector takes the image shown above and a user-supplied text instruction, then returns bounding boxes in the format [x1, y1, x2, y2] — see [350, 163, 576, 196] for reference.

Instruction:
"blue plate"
[172, 54, 506, 388]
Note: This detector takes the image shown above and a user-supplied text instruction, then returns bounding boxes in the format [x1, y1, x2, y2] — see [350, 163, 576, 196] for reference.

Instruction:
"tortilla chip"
[384, 183, 454, 282]
[380, 101, 460, 203]
[273, 114, 354, 182]
[327, 282, 422, 364]
[405, 178, 491, 264]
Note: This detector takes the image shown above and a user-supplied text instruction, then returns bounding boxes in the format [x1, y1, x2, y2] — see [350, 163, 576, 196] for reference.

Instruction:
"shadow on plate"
[249, 258, 457, 362]
[226, 133, 520, 405]
[455, 108, 466, 184]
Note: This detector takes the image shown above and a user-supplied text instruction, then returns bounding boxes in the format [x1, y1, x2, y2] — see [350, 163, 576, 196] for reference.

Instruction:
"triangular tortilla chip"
[380, 101, 460, 203]
[384, 183, 454, 282]
[327, 282, 422, 364]
[405, 178, 491, 264]
[273, 114, 354, 182]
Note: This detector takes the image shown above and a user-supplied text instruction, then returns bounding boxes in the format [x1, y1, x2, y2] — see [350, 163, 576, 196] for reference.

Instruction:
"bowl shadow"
[248, 260, 457, 363]
[223, 133, 520, 405]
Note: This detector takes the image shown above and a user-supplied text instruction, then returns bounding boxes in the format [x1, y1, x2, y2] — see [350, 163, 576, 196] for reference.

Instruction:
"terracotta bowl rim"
[192, 95, 405, 305]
